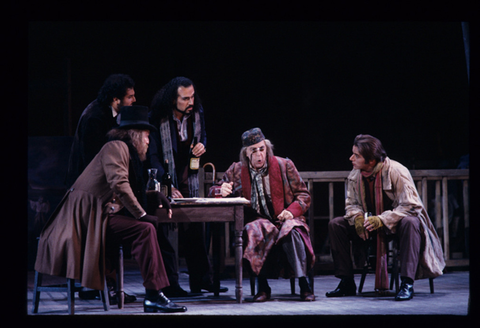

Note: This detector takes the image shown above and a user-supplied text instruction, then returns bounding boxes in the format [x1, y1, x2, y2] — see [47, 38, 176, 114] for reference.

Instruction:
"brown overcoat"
[35, 141, 146, 291]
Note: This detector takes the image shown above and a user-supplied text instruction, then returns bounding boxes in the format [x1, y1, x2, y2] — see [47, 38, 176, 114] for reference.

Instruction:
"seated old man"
[35, 106, 187, 313]
[209, 127, 315, 301]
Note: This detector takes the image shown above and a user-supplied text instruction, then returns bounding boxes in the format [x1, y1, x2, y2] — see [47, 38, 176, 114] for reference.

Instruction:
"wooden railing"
[199, 167, 469, 268]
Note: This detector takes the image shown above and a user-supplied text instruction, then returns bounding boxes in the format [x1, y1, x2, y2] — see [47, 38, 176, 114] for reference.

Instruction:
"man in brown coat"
[326, 134, 445, 301]
[35, 106, 187, 313]
[209, 128, 315, 302]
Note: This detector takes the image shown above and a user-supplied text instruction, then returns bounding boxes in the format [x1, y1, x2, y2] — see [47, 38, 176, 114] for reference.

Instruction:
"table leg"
[235, 230, 243, 303]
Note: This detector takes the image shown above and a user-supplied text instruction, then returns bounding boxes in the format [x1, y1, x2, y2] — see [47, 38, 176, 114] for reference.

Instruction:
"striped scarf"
[159, 111, 202, 197]
[249, 165, 272, 219]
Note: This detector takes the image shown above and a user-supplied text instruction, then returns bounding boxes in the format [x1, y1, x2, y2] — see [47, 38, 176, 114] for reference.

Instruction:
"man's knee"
[398, 216, 420, 232]
[328, 216, 347, 232]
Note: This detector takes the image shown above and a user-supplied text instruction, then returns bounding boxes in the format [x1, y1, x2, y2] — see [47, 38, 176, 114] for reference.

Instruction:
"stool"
[32, 243, 124, 314]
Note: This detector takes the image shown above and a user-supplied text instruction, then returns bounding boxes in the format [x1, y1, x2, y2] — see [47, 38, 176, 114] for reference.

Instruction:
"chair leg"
[67, 278, 76, 315]
[358, 266, 368, 293]
[99, 279, 110, 311]
[429, 278, 434, 293]
[290, 278, 295, 295]
[117, 245, 124, 309]
[32, 271, 42, 314]
[308, 268, 315, 293]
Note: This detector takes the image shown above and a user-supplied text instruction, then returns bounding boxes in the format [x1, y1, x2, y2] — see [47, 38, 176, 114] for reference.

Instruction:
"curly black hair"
[96, 74, 135, 107]
[149, 76, 202, 126]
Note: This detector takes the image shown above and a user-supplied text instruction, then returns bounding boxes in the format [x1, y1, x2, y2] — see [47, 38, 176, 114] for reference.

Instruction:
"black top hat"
[118, 105, 157, 131]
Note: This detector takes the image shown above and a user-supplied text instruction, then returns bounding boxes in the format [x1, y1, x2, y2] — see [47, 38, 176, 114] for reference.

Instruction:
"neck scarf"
[358, 161, 388, 291]
[159, 110, 202, 197]
[249, 164, 272, 219]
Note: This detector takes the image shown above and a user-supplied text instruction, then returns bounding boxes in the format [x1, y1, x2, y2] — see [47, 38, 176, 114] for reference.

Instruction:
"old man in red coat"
[209, 127, 315, 301]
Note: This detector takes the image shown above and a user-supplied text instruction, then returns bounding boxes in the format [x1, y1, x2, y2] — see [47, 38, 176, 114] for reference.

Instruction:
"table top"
[170, 197, 250, 206]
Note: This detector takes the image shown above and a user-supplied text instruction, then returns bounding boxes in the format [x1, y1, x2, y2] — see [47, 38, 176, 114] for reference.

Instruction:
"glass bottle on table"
[146, 168, 161, 193]
[161, 159, 172, 200]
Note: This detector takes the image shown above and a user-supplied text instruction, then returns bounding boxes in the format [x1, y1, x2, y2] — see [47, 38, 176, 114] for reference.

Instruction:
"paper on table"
[171, 197, 250, 204]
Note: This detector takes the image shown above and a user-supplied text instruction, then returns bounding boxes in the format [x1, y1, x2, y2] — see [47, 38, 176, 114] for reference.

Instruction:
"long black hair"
[149, 76, 202, 126]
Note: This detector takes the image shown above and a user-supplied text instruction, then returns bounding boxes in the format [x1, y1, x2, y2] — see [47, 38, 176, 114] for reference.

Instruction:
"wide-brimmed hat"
[241, 127, 265, 147]
[118, 105, 157, 131]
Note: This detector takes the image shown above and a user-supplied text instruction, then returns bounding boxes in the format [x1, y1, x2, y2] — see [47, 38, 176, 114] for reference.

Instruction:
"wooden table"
[155, 197, 249, 303]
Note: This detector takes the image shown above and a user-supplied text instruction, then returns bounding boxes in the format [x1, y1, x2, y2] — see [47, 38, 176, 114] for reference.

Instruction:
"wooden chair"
[32, 241, 124, 314]
[358, 238, 434, 294]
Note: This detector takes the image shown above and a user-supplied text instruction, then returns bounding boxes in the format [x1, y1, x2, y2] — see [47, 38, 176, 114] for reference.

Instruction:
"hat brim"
[118, 122, 157, 132]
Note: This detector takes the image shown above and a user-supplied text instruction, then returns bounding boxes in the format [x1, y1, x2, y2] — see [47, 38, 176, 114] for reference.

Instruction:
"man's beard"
[138, 145, 148, 161]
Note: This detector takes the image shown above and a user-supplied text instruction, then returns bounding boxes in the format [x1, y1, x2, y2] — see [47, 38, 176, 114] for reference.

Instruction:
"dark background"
[28, 21, 470, 173]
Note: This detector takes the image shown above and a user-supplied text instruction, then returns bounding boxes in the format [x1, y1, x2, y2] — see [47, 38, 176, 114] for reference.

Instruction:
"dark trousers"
[328, 215, 421, 281]
[106, 214, 169, 291]
[157, 222, 213, 290]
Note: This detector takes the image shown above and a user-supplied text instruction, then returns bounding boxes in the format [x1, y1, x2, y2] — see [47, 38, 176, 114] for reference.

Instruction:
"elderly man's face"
[246, 140, 267, 169]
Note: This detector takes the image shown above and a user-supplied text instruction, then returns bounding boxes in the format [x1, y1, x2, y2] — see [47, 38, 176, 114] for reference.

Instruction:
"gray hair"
[239, 139, 274, 167]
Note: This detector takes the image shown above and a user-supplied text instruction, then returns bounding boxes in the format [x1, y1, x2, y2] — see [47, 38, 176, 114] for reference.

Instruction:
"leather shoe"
[300, 291, 315, 301]
[395, 281, 414, 301]
[325, 278, 356, 297]
[253, 289, 271, 302]
[144, 292, 187, 313]
[191, 284, 229, 293]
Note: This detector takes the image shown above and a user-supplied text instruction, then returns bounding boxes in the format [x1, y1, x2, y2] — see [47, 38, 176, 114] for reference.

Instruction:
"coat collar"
[240, 155, 285, 217]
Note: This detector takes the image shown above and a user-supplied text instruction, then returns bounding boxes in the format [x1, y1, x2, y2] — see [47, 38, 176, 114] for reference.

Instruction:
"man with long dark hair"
[35, 106, 187, 313]
[66, 74, 136, 187]
[326, 134, 445, 301]
[149, 77, 226, 297]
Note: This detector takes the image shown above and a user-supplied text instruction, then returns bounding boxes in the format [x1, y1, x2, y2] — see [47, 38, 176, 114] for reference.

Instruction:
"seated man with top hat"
[35, 106, 187, 313]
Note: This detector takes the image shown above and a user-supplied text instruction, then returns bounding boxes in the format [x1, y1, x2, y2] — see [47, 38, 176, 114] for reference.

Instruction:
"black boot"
[253, 275, 271, 302]
[395, 277, 414, 301]
[144, 289, 187, 313]
[325, 277, 356, 297]
[299, 276, 315, 301]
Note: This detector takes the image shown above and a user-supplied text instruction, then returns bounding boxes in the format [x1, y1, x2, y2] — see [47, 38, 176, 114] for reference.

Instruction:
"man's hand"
[191, 142, 206, 157]
[277, 209, 294, 222]
[156, 192, 172, 219]
[146, 191, 172, 219]
[220, 182, 233, 197]
[354, 215, 369, 241]
[364, 215, 383, 231]
[171, 187, 183, 199]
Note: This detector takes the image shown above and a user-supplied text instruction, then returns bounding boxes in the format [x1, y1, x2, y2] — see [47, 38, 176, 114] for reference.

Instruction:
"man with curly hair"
[65, 74, 136, 187]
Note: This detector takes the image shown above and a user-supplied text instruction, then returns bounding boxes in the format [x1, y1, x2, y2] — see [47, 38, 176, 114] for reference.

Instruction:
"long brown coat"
[35, 141, 146, 291]
[344, 157, 445, 279]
